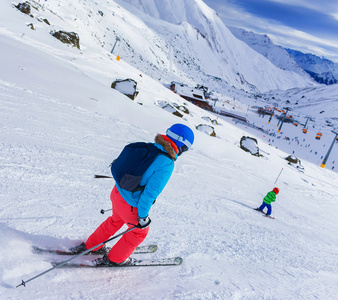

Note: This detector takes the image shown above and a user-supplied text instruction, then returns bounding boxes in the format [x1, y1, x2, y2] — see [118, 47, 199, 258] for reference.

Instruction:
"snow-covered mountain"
[286, 48, 338, 85]
[228, 27, 312, 79]
[116, 0, 315, 93]
[229, 26, 337, 86]
[17, 0, 315, 94]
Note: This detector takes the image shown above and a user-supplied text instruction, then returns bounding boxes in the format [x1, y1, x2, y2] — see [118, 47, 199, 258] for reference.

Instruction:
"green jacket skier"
[257, 187, 279, 216]
[263, 190, 277, 204]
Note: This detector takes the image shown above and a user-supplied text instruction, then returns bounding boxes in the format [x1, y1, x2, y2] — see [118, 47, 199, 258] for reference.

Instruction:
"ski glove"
[137, 216, 151, 229]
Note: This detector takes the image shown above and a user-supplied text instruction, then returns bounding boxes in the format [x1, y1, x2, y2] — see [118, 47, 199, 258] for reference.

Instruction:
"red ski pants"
[85, 185, 149, 263]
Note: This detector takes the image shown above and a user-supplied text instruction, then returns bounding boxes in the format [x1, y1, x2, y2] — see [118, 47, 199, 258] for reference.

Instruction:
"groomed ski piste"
[1, 1, 338, 299]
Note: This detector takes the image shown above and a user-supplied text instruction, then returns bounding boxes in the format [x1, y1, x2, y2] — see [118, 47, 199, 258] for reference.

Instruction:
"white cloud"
[213, 1, 338, 62]
[270, 26, 338, 51]
[266, 0, 338, 14]
[267, 27, 338, 62]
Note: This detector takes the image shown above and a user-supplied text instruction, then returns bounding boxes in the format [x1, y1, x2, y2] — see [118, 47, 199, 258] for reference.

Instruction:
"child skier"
[255, 187, 279, 216]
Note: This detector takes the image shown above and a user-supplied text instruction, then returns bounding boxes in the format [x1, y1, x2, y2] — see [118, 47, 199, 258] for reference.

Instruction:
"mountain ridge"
[286, 48, 338, 85]
[228, 26, 338, 86]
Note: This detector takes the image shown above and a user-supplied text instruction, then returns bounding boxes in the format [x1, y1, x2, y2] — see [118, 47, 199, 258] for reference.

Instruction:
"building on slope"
[170, 81, 213, 111]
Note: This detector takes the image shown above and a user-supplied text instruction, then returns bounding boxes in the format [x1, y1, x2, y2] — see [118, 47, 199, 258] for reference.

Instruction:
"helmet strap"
[166, 129, 192, 148]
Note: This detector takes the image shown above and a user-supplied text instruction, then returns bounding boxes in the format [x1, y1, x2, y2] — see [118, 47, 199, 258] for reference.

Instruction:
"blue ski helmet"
[166, 123, 194, 149]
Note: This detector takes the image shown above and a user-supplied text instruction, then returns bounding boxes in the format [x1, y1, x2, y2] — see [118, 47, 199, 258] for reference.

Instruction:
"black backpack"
[111, 142, 171, 192]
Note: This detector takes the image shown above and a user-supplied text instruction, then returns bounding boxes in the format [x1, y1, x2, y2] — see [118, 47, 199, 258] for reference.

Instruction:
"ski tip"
[133, 244, 158, 254]
[149, 244, 158, 253]
[175, 257, 183, 265]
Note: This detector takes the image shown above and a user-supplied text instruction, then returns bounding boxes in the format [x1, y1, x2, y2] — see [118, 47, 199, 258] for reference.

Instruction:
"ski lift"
[302, 128, 307, 134]
[315, 132, 322, 140]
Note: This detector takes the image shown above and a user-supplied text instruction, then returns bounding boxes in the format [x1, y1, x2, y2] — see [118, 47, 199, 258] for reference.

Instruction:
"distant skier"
[70, 123, 194, 266]
[255, 187, 279, 216]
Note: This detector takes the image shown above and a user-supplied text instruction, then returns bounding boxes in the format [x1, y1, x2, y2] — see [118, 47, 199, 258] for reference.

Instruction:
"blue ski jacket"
[116, 135, 176, 218]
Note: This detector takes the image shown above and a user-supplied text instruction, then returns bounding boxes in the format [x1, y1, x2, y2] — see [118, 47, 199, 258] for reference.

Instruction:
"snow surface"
[1, 1, 338, 299]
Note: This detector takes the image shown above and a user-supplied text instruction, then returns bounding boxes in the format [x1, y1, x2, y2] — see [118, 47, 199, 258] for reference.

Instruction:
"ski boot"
[94, 254, 136, 267]
[70, 242, 107, 255]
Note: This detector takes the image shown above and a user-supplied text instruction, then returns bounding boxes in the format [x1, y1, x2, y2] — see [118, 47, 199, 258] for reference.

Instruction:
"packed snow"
[1, 1, 337, 299]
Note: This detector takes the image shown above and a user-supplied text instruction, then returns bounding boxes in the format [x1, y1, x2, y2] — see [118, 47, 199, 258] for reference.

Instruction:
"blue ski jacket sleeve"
[116, 143, 175, 218]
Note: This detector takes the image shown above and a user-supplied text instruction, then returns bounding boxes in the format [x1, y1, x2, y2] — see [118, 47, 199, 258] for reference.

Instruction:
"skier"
[71, 124, 194, 266]
[255, 187, 279, 216]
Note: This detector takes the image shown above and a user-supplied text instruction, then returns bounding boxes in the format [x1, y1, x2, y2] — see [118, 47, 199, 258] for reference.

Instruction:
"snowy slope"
[263, 85, 338, 122]
[1, 1, 338, 299]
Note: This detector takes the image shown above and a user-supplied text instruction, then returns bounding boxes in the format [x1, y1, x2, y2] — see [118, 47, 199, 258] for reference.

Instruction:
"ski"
[254, 208, 275, 219]
[32, 244, 158, 256]
[51, 257, 183, 268]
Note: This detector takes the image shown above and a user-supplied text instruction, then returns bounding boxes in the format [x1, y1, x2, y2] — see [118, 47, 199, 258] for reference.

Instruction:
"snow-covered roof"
[171, 82, 206, 102]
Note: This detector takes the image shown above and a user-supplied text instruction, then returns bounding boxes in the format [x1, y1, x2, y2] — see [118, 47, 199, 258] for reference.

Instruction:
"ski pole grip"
[94, 175, 113, 179]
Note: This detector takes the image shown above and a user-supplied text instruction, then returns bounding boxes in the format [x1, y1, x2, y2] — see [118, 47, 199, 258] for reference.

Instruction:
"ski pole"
[274, 168, 283, 184]
[94, 175, 113, 179]
[94, 175, 113, 214]
[16, 226, 137, 288]
[100, 208, 112, 214]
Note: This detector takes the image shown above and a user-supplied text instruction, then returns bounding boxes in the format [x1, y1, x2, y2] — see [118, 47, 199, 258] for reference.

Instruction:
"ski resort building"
[170, 81, 213, 111]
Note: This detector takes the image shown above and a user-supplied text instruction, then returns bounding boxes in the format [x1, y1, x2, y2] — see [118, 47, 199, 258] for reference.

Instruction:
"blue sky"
[203, 0, 338, 63]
